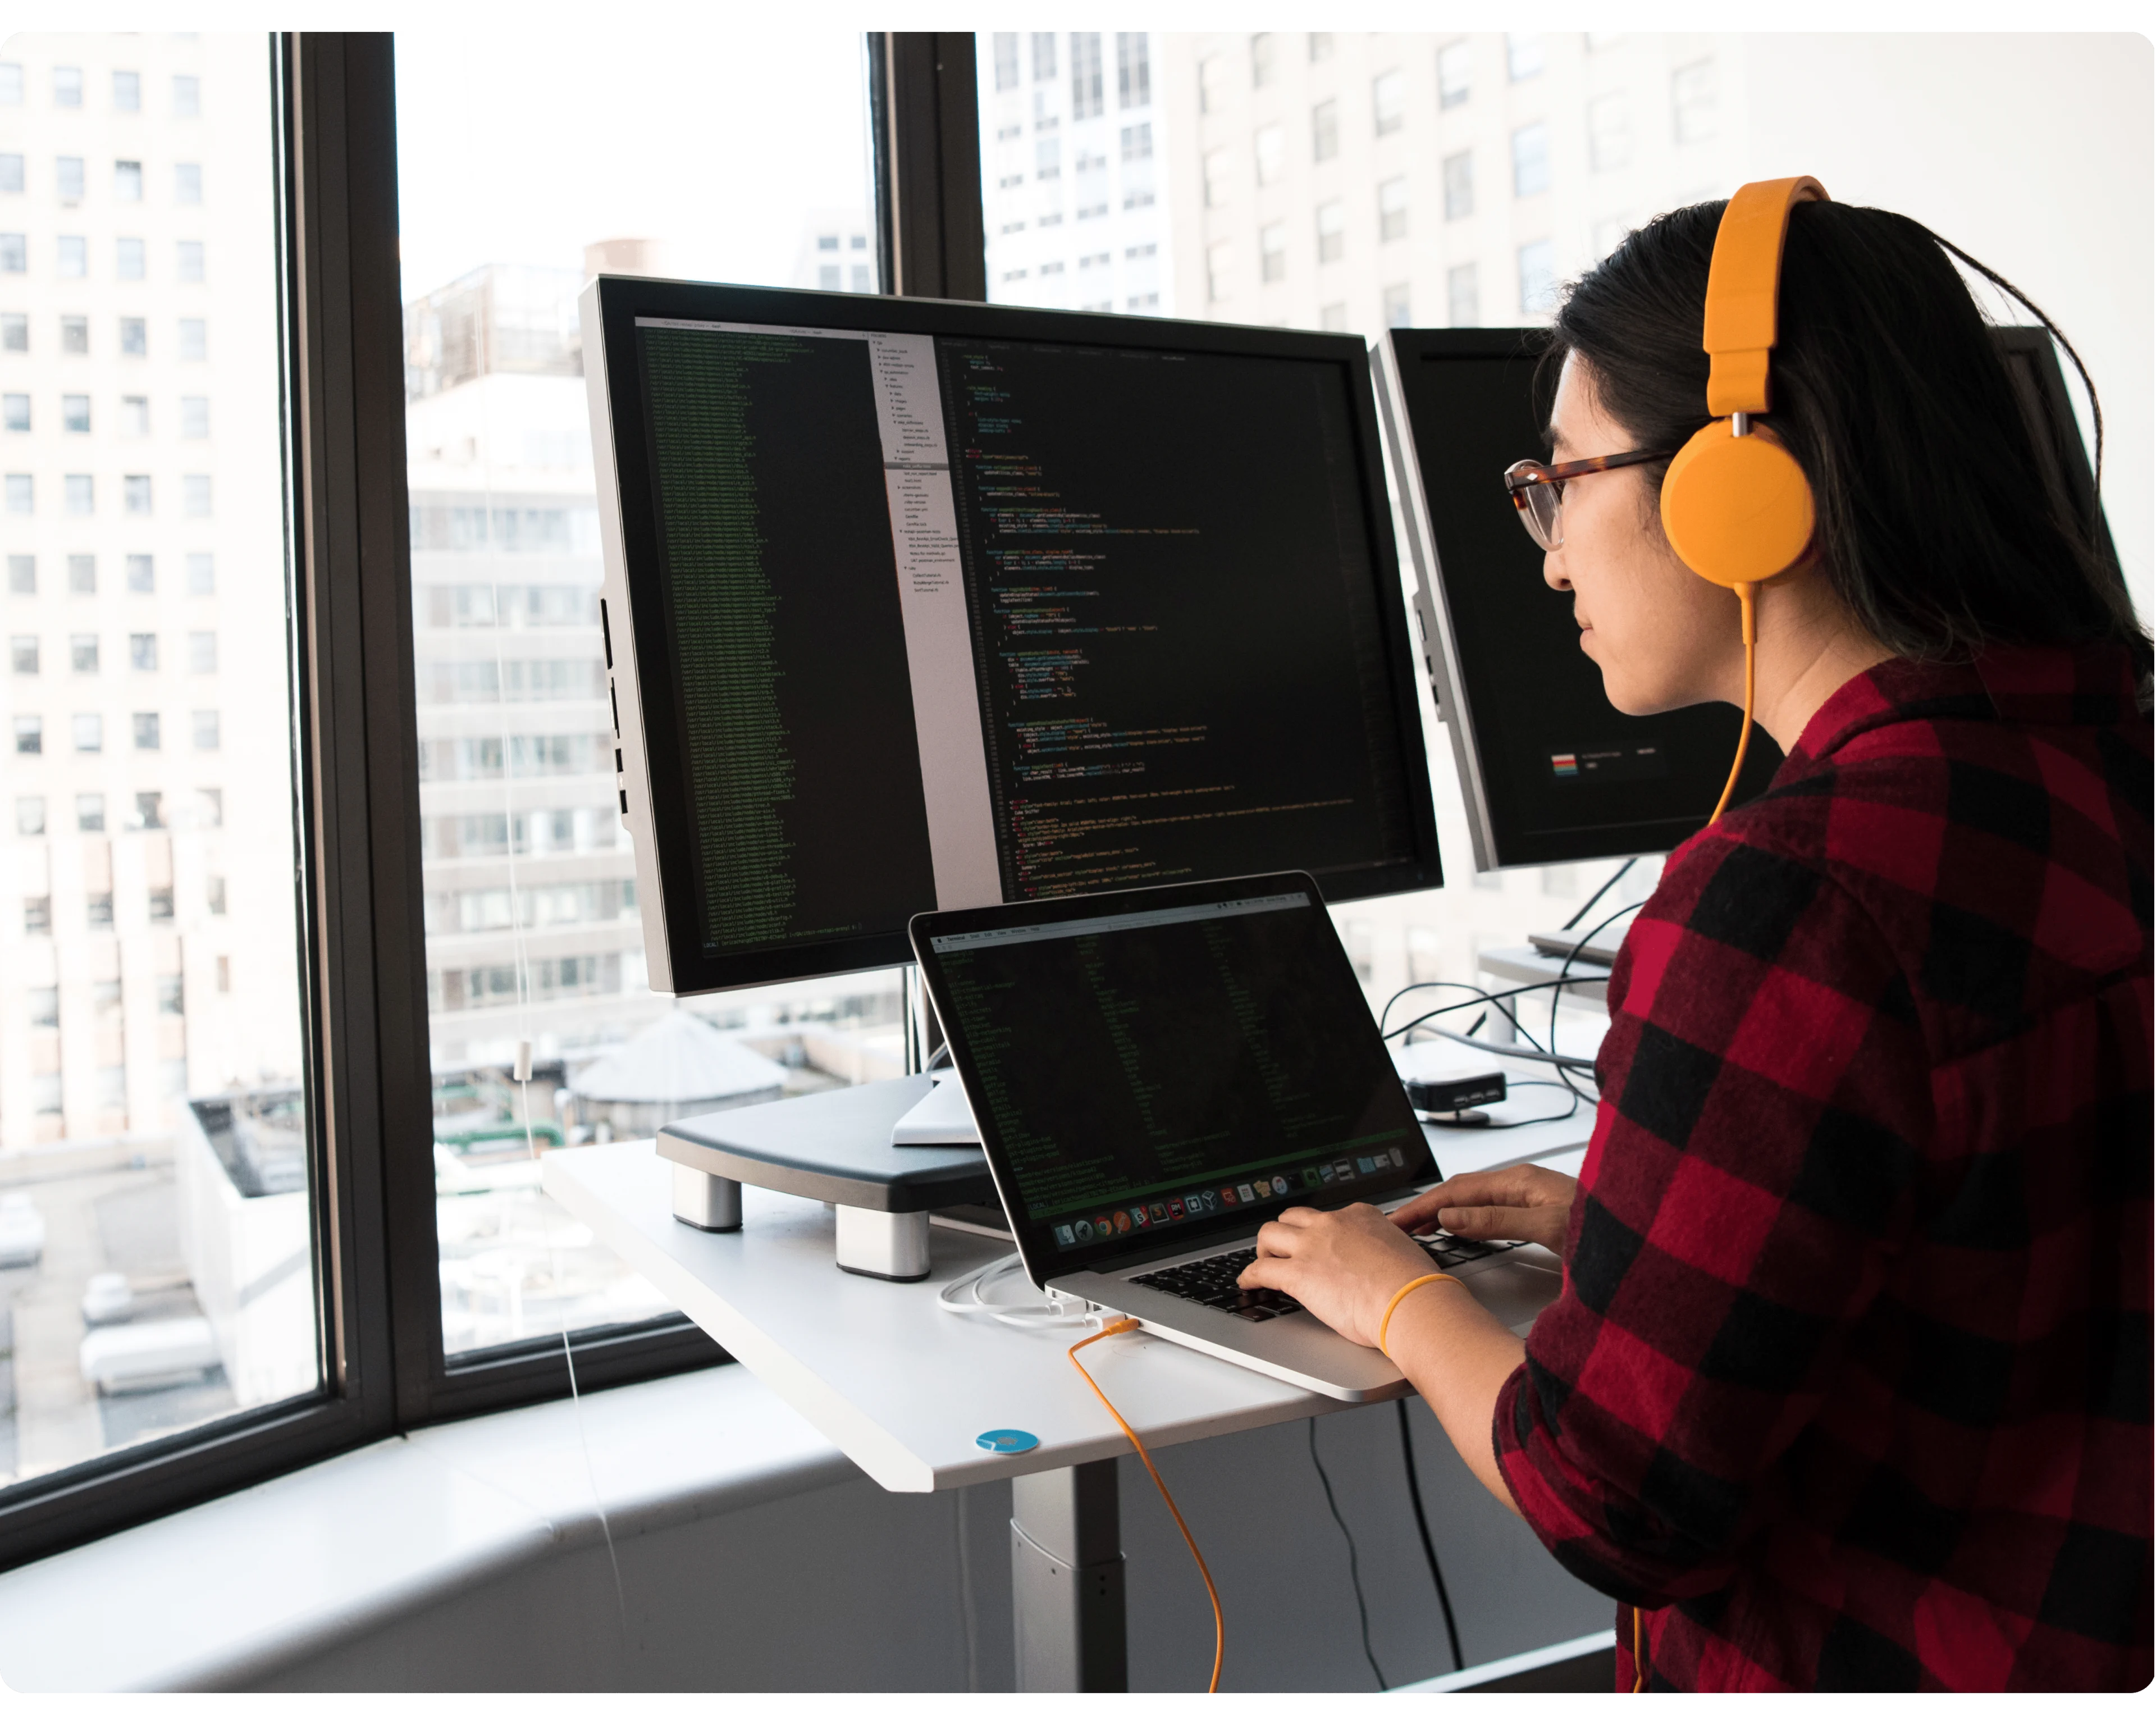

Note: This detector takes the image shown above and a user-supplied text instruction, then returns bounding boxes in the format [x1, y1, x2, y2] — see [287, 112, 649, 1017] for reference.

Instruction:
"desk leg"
[1010, 1460, 1127, 1691]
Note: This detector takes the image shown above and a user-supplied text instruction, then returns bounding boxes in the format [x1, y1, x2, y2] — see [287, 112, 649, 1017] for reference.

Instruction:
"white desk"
[542, 1094, 1589, 1690]
[1474, 944, 1614, 1039]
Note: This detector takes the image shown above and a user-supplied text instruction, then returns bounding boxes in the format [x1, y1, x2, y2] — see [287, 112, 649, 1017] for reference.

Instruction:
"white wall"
[1734, 32, 2154, 625]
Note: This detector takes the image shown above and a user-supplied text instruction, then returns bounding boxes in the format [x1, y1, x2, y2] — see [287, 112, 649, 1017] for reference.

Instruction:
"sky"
[392, 25, 875, 302]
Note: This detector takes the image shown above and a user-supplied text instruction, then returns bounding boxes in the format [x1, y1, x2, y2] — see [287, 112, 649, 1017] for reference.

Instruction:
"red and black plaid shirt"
[1493, 644, 2153, 1691]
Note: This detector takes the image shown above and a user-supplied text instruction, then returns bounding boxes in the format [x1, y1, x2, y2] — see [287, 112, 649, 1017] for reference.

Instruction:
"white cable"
[937, 1252, 1090, 1330]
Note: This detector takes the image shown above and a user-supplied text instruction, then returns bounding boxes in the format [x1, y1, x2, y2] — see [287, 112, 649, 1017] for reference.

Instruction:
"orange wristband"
[1378, 1272, 1460, 1356]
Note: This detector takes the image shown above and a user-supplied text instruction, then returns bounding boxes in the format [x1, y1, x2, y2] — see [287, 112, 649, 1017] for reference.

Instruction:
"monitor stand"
[657, 1075, 995, 1283]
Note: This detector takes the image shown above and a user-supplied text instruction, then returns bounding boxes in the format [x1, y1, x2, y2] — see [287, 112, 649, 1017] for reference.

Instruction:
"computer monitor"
[1374, 325, 2119, 872]
[583, 280, 1443, 995]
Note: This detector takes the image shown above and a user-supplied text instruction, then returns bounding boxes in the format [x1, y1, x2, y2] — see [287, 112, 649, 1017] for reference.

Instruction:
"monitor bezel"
[908, 869, 1437, 1290]
[586, 276, 1444, 997]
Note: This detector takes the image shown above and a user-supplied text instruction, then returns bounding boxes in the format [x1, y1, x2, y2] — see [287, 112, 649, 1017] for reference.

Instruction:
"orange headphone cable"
[1707, 581, 1758, 825]
[1068, 1318, 1225, 1694]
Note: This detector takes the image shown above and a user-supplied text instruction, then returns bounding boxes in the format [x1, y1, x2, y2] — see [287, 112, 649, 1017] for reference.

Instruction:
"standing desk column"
[1010, 1459, 1126, 1691]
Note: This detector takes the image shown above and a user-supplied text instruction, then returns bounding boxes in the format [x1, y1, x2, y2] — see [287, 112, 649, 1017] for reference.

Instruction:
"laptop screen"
[912, 873, 1435, 1281]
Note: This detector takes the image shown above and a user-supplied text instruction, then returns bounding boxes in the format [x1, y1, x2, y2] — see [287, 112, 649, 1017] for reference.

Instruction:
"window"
[10, 635, 34, 673]
[77, 633, 102, 673]
[1198, 53, 1230, 116]
[193, 709, 220, 751]
[1, 312, 22, 350]
[1378, 176, 1409, 243]
[1312, 98, 1338, 163]
[172, 74, 199, 117]
[179, 316, 206, 359]
[1316, 199, 1346, 264]
[1673, 59, 1717, 143]
[1116, 34, 1149, 109]
[85, 894, 113, 931]
[6, 473, 30, 513]
[129, 633, 157, 673]
[196, 786, 220, 828]
[7, 554, 31, 594]
[207, 875, 226, 915]
[68, 554, 94, 594]
[124, 475, 152, 514]
[158, 975, 184, 1015]
[122, 394, 149, 433]
[993, 33, 1019, 92]
[1203, 147, 1232, 209]
[115, 159, 144, 201]
[176, 162, 203, 203]
[59, 235, 87, 277]
[1121, 122, 1151, 162]
[188, 475, 217, 518]
[135, 791, 165, 830]
[1373, 70, 1406, 136]
[1448, 261, 1480, 326]
[817, 264, 839, 290]
[133, 711, 160, 750]
[1588, 92, 1632, 172]
[127, 554, 154, 593]
[113, 69, 140, 111]
[186, 551, 214, 594]
[29, 987, 58, 1028]
[1070, 33, 1103, 120]
[1206, 238, 1234, 303]
[62, 313, 88, 352]
[0, 64, 19, 105]
[16, 795, 43, 835]
[1512, 122, 1550, 197]
[12, 715, 39, 754]
[177, 240, 205, 281]
[58, 156, 86, 203]
[1319, 301, 1348, 332]
[1254, 123, 1285, 186]
[118, 236, 147, 280]
[1519, 238, 1559, 313]
[1508, 33, 1546, 81]
[56, 65, 85, 107]
[0, 232, 22, 272]
[189, 631, 217, 673]
[63, 394, 90, 432]
[1035, 137, 1059, 180]
[1443, 150, 1474, 222]
[1259, 221, 1287, 284]
[1383, 282, 1412, 328]
[1251, 33, 1277, 89]
[148, 887, 175, 923]
[0, 154, 20, 193]
[1032, 33, 1057, 82]
[72, 712, 101, 751]
[3, 393, 25, 431]
[66, 474, 94, 515]
[75, 792, 103, 832]
[1310, 33, 1335, 62]
[1437, 40, 1472, 109]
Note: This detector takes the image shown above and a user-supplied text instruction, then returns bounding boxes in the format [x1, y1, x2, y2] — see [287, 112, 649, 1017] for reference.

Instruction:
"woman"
[1240, 195, 2152, 1690]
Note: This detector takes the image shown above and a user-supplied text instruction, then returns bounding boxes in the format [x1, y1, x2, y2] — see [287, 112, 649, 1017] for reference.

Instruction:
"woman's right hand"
[1390, 1165, 1580, 1261]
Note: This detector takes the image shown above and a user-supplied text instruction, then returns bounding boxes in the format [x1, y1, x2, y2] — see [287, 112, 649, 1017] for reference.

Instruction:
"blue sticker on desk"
[976, 1429, 1039, 1454]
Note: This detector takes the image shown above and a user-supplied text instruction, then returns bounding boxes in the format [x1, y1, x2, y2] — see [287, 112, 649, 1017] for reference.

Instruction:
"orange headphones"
[1658, 175, 1828, 823]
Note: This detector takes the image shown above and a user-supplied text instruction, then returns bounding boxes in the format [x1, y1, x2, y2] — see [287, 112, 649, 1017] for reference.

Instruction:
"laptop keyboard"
[1130, 1232, 1520, 1322]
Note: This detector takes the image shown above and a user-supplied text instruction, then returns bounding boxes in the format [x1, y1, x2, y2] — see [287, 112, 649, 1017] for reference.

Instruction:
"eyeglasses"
[1502, 448, 1675, 551]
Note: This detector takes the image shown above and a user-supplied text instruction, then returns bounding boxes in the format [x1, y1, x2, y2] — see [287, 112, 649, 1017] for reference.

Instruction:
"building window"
[122, 474, 152, 514]
[1206, 238, 1234, 303]
[1, 153, 24, 192]
[158, 974, 184, 1015]
[1588, 93, 1632, 172]
[130, 632, 158, 672]
[117, 236, 147, 280]
[63, 394, 90, 432]
[172, 74, 200, 118]
[7, 553, 31, 593]
[133, 711, 161, 751]
[185, 475, 212, 517]
[176, 162, 202, 204]
[1378, 176, 1409, 243]
[1519, 238, 1559, 314]
[1117, 34, 1149, 109]
[10, 635, 35, 674]
[29, 985, 58, 1027]
[1315, 199, 1346, 264]
[0, 232, 22, 272]
[1448, 261, 1480, 327]
[68, 554, 94, 594]
[1319, 302, 1348, 332]
[1198, 52, 1230, 116]
[113, 69, 140, 111]
[76, 792, 103, 832]
[1673, 59, 1717, 143]
[1070, 33, 1103, 120]
[193, 708, 220, 751]
[207, 875, 227, 915]
[1437, 41, 1472, 109]
[3, 393, 25, 431]
[5, 473, 30, 512]
[73, 712, 101, 751]
[1251, 33, 1277, 89]
[993, 33, 1020, 92]
[1121, 122, 1152, 162]
[198, 787, 221, 827]
[1, 312, 23, 350]
[216, 955, 230, 993]
[115, 159, 143, 201]
[1310, 33, 1335, 61]
[1383, 282, 1412, 328]
[58, 236, 87, 277]
[1512, 122, 1550, 198]
[16, 793, 43, 834]
[179, 317, 206, 359]
[58, 156, 85, 203]
[148, 887, 174, 923]
[817, 264, 839, 290]
[126, 554, 153, 593]
[24, 895, 51, 937]
[0, 64, 19, 105]
[121, 395, 149, 435]
[1202, 147, 1232, 209]
[12, 714, 39, 754]
[1259, 221, 1287, 284]
[1032, 33, 1057, 83]
[1254, 123, 1285, 186]
[1508, 33, 1546, 81]
[61, 313, 88, 352]
[135, 790, 164, 829]
[187, 552, 214, 594]
[66, 474, 94, 514]
[189, 630, 217, 673]
[1373, 70, 1406, 137]
[121, 316, 148, 357]
[177, 240, 205, 282]
[850, 264, 870, 292]
[71, 633, 98, 673]
[1312, 98, 1338, 163]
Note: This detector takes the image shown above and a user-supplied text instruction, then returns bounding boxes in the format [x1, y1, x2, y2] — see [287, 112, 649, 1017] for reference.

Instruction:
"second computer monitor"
[585, 281, 1443, 994]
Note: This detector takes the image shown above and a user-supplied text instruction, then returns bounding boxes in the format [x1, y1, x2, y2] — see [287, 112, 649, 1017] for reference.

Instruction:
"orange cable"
[1633, 1604, 1647, 1692]
[1068, 1318, 1224, 1694]
[1708, 581, 1758, 825]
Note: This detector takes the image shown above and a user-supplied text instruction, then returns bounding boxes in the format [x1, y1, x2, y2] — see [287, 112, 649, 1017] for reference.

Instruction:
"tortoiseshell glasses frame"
[1502, 449, 1677, 552]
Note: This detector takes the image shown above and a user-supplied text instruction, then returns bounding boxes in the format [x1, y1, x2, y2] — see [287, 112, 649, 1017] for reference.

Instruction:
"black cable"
[1561, 855, 1637, 932]
[1419, 1026, 1598, 1074]
[1309, 1418, 1388, 1691]
[1545, 900, 1645, 1093]
[1396, 1401, 1465, 1674]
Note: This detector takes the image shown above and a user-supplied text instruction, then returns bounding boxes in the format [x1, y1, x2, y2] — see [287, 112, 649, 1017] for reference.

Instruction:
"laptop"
[910, 872, 1564, 1400]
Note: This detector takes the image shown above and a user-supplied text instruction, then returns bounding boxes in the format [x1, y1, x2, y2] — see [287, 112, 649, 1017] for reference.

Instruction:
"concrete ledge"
[0, 1366, 855, 1692]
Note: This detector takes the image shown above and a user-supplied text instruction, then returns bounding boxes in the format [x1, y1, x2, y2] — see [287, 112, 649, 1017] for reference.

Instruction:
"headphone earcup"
[1659, 421, 1817, 588]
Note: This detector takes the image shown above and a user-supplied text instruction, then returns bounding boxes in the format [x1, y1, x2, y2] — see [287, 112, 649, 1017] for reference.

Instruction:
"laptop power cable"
[1397, 1399, 1466, 1674]
[1069, 1318, 1225, 1692]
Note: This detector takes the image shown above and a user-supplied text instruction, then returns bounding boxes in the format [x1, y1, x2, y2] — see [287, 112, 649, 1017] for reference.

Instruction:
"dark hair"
[1549, 199, 2149, 673]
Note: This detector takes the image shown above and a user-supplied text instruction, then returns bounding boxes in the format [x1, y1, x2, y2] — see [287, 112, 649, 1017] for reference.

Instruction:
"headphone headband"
[1702, 176, 1829, 417]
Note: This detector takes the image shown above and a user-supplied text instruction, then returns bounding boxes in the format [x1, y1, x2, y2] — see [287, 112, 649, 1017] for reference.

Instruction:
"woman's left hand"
[1237, 1203, 1441, 1349]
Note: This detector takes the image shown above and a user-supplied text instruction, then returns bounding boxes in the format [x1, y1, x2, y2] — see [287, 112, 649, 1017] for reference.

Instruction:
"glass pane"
[394, 30, 896, 1358]
[0, 33, 318, 1487]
